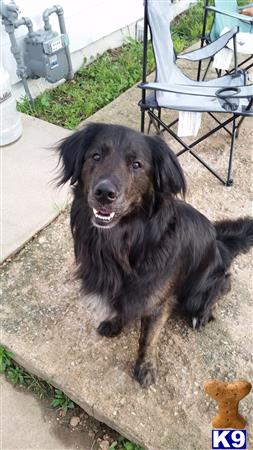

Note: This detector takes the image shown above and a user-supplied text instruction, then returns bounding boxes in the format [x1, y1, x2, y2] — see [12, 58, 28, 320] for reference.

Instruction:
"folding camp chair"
[197, 0, 253, 81]
[139, 0, 253, 186]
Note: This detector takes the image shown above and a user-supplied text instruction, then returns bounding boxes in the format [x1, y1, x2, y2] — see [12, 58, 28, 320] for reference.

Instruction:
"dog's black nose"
[94, 180, 118, 202]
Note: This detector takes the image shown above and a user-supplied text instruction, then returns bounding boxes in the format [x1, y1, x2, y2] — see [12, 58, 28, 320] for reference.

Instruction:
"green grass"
[0, 345, 72, 410]
[0, 345, 143, 448]
[171, 0, 212, 53]
[109, 438, 143, 450]
[17, 1, 208, 130]
[238, 0, 251, 6]
[18, 39, 153, 129]
[0, 346, 52, 398]
[51, 388, 75, 412]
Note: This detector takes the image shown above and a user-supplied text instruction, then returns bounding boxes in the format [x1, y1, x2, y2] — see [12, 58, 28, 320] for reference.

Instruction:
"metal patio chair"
[197, 0, 253, 81]
[139, 0, 253, 186]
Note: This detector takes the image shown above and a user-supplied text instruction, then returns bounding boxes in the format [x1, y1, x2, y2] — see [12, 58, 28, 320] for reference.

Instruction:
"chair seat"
[144, 94, 251, 115]
[143, 71, 252, 114]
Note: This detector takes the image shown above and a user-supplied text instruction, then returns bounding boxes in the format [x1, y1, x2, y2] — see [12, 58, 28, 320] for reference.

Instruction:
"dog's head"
[57, 123, 186, 228]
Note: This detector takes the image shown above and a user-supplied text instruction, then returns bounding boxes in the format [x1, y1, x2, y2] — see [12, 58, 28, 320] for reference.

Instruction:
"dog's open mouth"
[92, 208, 116, 228]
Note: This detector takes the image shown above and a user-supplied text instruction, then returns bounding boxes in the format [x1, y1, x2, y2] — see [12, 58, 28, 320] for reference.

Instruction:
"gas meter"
[0, 2, 73, 102]
[24, 29, 70, 83]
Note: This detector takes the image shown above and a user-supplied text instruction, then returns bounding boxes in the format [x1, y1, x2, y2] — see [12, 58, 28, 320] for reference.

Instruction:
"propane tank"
[0, 65, 22, 146]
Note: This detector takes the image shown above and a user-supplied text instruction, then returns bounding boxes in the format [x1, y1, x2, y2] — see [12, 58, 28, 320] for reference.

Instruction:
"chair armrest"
[207, 6, 253, 24]
[139, 81, 253, 99]
[177, 28, 238, 62]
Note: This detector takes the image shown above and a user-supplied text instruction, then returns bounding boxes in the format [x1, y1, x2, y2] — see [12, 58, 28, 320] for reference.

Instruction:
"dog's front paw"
[97, 319, 122, 338]
[133, 360, 157, 388]
[192, 308, 216, 330]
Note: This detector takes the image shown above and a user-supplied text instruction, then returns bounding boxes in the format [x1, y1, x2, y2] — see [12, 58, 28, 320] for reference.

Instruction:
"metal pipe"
[42, 5, 74, 80]
[42, 6, 56, 31]
[8, 27, 27, 77]
[7, 26, 33, 103]
[0, 1, 18, 20]
[0, 1, 34, 103]
[15, 16, 34, 35]
[54, 5, 74, 80]
[20, 77, 33, 104]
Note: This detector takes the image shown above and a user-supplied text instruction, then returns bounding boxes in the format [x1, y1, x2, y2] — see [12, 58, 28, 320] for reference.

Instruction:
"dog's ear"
[56, 123, 98, 185]
[148, 135, 186, 196]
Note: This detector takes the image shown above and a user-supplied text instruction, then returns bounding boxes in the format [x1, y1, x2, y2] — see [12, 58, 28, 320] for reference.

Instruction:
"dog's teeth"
[93, 209, 115, 221]
[192, 317, 198, 330]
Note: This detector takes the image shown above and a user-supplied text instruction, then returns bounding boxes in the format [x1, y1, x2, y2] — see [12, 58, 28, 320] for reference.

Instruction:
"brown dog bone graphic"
[204, 380, 252, 429]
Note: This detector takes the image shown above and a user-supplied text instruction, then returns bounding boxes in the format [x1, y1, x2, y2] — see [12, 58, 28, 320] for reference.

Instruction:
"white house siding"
[0, 0, 195, 98]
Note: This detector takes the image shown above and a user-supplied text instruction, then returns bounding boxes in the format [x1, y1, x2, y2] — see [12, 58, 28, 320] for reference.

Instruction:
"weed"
[0, 345, 53, 398]
[109, 437, 144, 450]
[52, 196, 71, 214]
[0, 346, 12, 372]
[120, 440, 144, 450]
[51, 389, 75, 412]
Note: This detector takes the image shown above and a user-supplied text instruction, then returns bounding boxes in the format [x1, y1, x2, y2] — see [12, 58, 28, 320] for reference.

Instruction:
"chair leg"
[236, 99, 253, 138]
[148, 110, 161, 135]
[158, 108, 161, 131]
[226, 118, 236, 186]
[202, 57, 213, 81]
[147, 108, 239, 186]
[147, 118, 152, 134]
[235, 116, 246, 138]
[141, 109, 146, 133]
[208, 112, 232, 137]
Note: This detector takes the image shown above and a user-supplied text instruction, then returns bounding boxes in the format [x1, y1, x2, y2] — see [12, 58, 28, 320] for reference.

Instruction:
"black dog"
[57, 123, 253, 387]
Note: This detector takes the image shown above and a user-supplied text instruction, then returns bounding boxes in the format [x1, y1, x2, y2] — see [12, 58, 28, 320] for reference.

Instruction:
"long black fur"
[57, 123, 253, 330]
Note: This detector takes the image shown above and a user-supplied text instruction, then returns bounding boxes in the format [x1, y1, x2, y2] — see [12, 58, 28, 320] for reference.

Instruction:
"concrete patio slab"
[1, 114, 70, 263]
[0, 376, 96, 450]
[1, 78, 253, 450]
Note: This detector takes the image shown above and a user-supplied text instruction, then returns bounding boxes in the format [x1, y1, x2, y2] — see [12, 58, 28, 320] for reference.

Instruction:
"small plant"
[6, 365, 26, 385]
[0, 346, 54, 397]
[121, 441, 143, 450]
[0, 345, 12, 372]
[109, 437, 144, 450]
[52, 197, 71, 214]
[51, 388, 75, 412]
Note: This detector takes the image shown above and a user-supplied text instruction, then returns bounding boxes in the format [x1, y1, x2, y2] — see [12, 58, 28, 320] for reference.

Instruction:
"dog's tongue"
[98, 209, 110, 217]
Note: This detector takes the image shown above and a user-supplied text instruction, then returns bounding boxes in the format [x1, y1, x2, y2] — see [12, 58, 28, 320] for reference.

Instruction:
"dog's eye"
[132, 161, 142, 169]
[92, 153, 101, 161]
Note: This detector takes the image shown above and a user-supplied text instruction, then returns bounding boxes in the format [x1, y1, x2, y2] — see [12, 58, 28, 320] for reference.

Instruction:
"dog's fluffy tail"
[215, 217, 253, 268]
